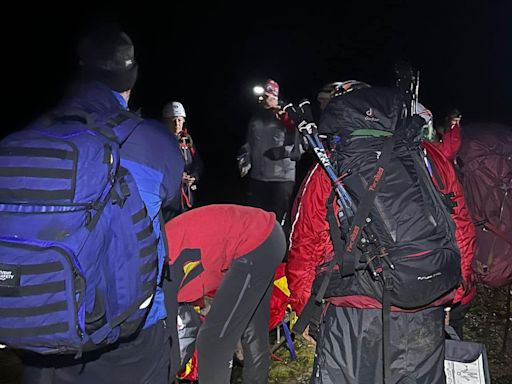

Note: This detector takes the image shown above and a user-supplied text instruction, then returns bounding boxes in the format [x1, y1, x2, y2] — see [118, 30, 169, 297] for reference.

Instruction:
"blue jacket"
[61, 81, 184, 328]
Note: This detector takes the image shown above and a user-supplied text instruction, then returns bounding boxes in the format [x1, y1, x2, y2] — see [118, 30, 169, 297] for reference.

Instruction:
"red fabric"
[286, 164, 334, 315]
[268, 263, 289, 329]
[423, 137, 476, 304]
[328, 293, 454, 311]
[457, 123, 512, 287]
[277, 110, 296, 132]
[177, 348, 199, 381]
[177, 129, 195, 152]
[439, 123, 462, 162]
[166, 204, 276, 303]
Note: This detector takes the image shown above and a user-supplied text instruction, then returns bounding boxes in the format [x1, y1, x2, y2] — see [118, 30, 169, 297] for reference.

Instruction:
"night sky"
[3, 2, 511, 203]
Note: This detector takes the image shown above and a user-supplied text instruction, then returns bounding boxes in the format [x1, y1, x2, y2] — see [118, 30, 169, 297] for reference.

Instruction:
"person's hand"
[301, 325, 316, 346]
[263, 147, 289, 160]
[460, 275, 474, 297]
[237, 153, 251, 177]
[450, 117, 461, 128]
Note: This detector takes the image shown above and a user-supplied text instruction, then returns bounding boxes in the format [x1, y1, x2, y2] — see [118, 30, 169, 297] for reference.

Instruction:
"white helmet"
[162, 101, 186, 118]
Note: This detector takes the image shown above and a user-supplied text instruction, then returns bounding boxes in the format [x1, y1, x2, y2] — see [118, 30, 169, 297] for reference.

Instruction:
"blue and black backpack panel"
[0, 111, 158, 354]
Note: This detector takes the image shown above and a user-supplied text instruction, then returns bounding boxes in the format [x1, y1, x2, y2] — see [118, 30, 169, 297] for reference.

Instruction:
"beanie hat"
[264, 79, 279, 98]
[162, 101, 186, 118]
[78, 25, 138, 92]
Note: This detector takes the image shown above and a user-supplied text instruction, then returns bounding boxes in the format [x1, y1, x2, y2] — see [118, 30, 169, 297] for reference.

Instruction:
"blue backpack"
[0, 110, 159, 355]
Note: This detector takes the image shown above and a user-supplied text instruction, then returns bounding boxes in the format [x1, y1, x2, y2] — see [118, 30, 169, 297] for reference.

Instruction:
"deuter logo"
[365, 108, 379, 122]
[417, 272, 442, 281]
[0, 270, 15, 281]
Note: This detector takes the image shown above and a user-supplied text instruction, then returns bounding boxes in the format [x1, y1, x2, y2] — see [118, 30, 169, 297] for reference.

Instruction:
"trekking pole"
[284, 101, 395, 272]
[395, 61, 418, 117]
[413, 70, 420, 115]
[283, 101, 355, 225]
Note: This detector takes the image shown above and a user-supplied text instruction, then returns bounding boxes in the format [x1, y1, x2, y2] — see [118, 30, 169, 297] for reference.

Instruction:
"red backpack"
[458, 123, 512, 287]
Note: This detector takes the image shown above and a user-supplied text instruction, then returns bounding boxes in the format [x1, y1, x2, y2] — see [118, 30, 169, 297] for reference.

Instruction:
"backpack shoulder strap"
[293, 191, 340, 335]
[341, 134, 397, 276]
[103, 110, 143, 145]
[47, 109, 143, 145]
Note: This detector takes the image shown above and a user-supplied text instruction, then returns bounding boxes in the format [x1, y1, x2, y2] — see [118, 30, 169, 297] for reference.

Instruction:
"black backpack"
[312, 87, 461, 309]
[289, 85, 462, 384]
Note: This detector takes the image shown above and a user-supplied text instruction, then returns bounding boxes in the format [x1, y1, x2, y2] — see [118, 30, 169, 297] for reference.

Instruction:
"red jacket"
[422, 124, 476, 304]
[438, 123, 462, 163]
[166, 204, 276, 303]
[286, 164, 335, 314]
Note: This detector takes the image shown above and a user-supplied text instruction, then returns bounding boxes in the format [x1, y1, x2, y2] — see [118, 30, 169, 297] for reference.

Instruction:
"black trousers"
[21, 320, 171, 384]
[247, 179, 294, 223]
[449, 301, 472, 339]
[196, 223, 286, 384]
[311, 306, 446, 384]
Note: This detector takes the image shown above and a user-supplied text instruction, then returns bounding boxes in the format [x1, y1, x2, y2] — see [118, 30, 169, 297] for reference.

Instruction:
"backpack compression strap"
[294, 134, 397, 335]
[293, 191, 341, 335]
[338, 134, 397, 277]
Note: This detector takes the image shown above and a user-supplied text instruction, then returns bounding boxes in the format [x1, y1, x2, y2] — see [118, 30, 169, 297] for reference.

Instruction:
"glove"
[237, 153, 251, 177]
[263, 146, 289, 160]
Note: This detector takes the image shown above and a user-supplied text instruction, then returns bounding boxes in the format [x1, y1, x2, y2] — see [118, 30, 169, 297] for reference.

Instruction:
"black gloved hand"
[263, 146, 289, 160]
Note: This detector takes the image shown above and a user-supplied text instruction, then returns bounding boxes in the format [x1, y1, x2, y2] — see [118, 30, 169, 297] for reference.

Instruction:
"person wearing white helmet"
[162, 101, 203, 218]
[163, 101, 187, 135]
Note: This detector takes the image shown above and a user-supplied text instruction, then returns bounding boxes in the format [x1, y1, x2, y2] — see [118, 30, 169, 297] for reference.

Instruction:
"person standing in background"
[238, 79, 302, 223]
[162, 101, 203, 218]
